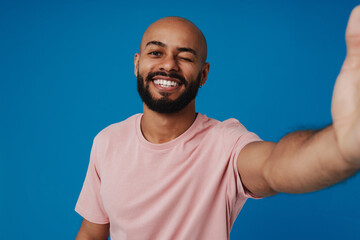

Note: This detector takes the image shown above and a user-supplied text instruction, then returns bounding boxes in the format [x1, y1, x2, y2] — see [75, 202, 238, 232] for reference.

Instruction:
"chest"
[99, 141, 229, 225]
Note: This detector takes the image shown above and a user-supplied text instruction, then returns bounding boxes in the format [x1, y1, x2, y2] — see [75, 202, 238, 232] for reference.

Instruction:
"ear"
[134, 53, 140, 77]
[200, 62, 210, 86]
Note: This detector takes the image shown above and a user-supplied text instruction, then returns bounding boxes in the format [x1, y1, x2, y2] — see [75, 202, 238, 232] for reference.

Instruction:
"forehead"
[141, 20, 203, 52]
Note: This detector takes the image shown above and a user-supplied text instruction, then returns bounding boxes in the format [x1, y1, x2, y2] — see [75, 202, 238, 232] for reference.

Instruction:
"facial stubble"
[137, 70, 202, 114]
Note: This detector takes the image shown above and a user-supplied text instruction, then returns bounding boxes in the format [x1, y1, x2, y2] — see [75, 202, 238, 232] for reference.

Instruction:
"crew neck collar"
[136, 113, 202, 150]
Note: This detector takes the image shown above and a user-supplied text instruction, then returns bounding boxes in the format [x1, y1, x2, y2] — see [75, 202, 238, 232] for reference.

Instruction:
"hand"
[332, 6, 360, 166]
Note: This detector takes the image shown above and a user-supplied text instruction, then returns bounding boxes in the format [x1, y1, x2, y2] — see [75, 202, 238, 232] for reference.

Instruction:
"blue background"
[1, 0, 359, 239]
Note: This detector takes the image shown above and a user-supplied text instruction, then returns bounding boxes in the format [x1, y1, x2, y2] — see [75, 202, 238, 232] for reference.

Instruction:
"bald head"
[139, 17, 208, 63]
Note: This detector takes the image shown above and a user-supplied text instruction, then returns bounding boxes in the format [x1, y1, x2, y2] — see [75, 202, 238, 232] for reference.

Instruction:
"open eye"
[149, 51, 162, 56]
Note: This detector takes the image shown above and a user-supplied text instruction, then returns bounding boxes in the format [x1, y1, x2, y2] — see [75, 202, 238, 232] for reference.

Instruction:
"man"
[75, 7, 360, 240]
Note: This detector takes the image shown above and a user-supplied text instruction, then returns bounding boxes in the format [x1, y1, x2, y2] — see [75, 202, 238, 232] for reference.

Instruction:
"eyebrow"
[177, 47, 197, 56]
[145, 41, 165, 48]
[145, 41, 197, 56]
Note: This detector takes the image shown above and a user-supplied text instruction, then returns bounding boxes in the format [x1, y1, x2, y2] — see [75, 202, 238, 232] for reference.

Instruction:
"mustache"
[146, 71, 187, 87]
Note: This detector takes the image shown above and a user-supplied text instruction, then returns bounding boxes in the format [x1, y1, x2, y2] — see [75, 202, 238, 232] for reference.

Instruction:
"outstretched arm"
[237, 6, 360, 197]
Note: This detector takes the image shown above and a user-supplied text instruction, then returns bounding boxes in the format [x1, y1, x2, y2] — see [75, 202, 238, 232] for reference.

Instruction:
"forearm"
[263, 125, 359, 194]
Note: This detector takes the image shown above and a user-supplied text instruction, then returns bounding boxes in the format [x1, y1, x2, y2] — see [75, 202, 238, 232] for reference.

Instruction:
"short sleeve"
[75, 136, 109, 224]
[222, 119, 262, 225]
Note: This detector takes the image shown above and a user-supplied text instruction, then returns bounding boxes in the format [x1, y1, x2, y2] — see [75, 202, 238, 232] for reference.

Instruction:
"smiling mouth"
[147, 71, 187, 88]
[153, 79, 181, 88]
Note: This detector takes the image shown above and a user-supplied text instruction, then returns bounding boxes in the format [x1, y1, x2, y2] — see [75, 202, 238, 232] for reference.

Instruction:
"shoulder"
[93, 114, 140, 145]
[206, 115, 256, 140]
[215, 118, 248, 134]
[198, 114, 261, 149]
[197, 114, 244, 131]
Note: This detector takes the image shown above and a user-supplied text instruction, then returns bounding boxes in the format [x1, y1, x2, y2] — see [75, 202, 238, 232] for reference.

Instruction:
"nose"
[159, 55, 179, 72]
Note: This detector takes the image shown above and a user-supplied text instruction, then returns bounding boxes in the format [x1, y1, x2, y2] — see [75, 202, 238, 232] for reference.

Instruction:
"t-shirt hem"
[75, 205, 110, 224]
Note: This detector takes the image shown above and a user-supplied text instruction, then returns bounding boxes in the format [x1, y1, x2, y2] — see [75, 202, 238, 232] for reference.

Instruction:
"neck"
[141, 101, 197, 144]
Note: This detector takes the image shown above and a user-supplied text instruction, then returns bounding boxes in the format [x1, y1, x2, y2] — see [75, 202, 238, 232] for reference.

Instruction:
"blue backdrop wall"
[1, 0, 359, 239]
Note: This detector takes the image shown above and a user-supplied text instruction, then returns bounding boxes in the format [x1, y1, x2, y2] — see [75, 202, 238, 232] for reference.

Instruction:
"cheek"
[182, 66, 201, 80]
[138, 61, 157, 75]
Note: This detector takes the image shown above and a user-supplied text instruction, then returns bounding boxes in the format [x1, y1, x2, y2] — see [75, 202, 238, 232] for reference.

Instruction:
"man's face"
[134, 18, 209, 114]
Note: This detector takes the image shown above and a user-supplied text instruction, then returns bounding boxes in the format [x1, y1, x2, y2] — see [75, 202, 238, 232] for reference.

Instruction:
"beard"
[137, 70, 202, 114]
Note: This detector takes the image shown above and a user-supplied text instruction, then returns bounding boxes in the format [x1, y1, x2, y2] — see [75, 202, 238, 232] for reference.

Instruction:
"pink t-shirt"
[75, 113, 261, 239]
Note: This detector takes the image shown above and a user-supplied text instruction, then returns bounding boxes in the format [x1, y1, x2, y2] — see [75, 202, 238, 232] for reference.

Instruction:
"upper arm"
[237, 141, 278, 197]
[75, 218, 110, 240]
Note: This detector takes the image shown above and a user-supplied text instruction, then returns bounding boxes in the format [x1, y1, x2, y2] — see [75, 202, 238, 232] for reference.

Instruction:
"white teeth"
[153, 79, 179, 87]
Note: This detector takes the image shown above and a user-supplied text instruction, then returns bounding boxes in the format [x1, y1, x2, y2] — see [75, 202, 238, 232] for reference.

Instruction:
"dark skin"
[76, 9, 360, 238]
